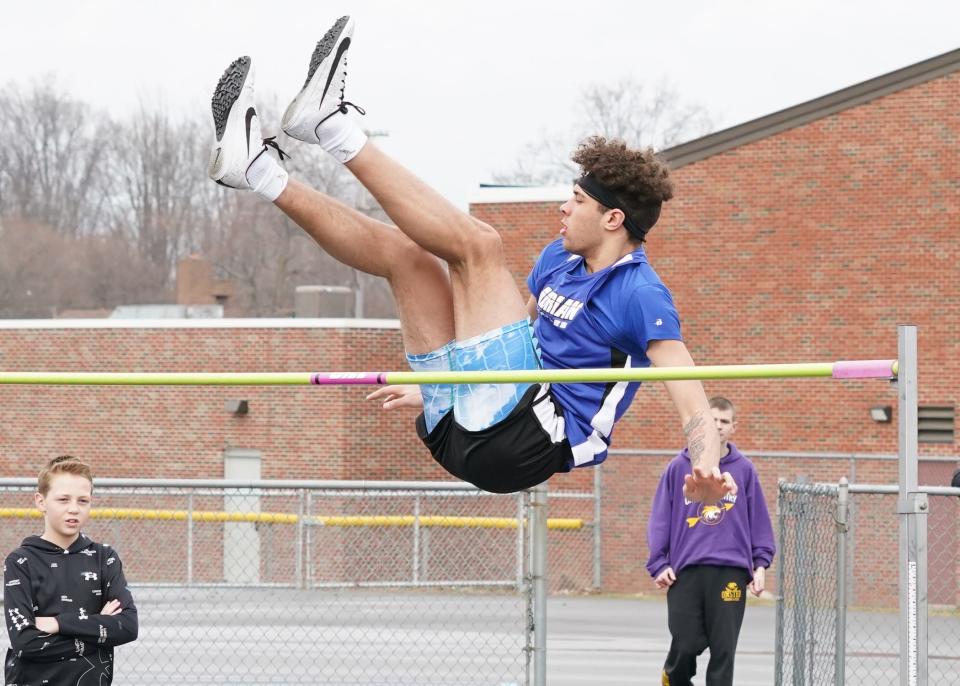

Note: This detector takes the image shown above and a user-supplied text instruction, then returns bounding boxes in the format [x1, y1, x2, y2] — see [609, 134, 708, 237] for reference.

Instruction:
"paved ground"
[113, 588, 780, 684]
[547, 594, 775, 686]
[8, 588, 957, 684]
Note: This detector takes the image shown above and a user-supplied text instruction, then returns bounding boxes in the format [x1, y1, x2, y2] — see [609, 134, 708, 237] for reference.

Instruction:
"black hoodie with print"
[4, 533, 138, 685]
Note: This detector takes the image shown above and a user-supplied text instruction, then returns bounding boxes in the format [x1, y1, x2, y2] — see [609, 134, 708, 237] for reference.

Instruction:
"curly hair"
[571, 136, 674, 240]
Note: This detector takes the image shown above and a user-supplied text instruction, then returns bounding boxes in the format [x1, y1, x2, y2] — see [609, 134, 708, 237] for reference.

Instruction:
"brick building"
[1, 49, 957, 600]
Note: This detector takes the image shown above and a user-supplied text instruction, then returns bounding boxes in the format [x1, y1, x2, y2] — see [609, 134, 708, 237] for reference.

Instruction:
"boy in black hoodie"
[4, 456, 138, 685]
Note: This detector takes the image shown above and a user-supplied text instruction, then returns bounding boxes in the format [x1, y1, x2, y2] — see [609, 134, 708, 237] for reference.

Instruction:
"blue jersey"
[527, 239, 682, 468]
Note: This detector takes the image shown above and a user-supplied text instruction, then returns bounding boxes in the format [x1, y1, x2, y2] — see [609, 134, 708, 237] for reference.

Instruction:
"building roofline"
[0, 318, 402, 331]
[661, 47, 960, 168]
[470, 185, 571, 205]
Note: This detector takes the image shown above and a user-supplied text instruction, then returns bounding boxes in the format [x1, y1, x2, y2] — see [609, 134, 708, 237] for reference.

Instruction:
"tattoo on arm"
[683, 412, 708, 468]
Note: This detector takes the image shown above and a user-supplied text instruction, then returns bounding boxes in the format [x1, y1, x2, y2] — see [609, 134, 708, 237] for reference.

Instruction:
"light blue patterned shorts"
[406, 319, 542, 433]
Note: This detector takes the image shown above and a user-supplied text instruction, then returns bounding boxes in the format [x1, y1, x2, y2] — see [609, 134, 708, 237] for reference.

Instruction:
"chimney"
[177, 255, 234, 307]
[294, 285, 354, 317]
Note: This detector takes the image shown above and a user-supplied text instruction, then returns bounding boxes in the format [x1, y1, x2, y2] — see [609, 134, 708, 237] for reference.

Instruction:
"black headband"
[576, 173, 654, 241]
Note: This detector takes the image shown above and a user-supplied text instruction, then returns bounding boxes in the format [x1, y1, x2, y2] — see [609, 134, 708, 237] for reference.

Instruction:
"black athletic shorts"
[416, 384, 572, 493]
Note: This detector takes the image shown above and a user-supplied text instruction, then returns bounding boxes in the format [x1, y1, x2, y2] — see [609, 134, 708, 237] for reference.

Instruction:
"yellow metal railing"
[0, 507, 583, 530]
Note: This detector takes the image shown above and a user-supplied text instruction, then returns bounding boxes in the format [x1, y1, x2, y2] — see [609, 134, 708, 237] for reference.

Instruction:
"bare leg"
[344, 143, 528, 340]
[274, 178, 453, 355]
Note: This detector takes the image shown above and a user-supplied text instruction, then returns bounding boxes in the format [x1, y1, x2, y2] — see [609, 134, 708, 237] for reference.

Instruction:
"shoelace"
[262, 136, 291, 161]
[316, 62, 366, 126]
[317, 100, 366, 127]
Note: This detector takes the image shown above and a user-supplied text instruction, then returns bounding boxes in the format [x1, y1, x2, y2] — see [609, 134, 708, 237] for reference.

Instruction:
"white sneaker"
[208, 56, 271, 189]
[281, 16, 364, 144]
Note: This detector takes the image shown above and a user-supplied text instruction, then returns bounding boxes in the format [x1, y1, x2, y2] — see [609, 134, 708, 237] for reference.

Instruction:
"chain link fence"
[544, 483, 598, 594]
[776, 482, 842, 685]
[1, 480, 592, 685]
[776, 480, 960, 686]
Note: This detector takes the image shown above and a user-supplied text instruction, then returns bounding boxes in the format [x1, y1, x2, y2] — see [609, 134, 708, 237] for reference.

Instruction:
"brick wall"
[0, 323, 437, 483]
[1, 69, 958, 604]
[472, 69, 960, 598]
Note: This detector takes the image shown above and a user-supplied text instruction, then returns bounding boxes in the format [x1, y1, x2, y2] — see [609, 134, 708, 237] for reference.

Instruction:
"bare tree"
[107, 105, 208, 286]
[494, 77, 714, 185]
[200, 136, 396, 317]
[0, 81, 397, 318]
[0, 79, 110, 236]
[0, 218, 167, 318]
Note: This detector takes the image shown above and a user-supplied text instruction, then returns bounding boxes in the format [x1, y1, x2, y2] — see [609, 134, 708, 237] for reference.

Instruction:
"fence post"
[413, 493, 421, 584]
[593, 466, 602, 590]
[530, 483, 548, 686]
[186, 492, 194, 587]
[296, 489, 305, 589]
[835, 477, 849, 686]
[774, 479, 786, 686]
[792, 482, 810, 686]
[897, 324, 927, 685]
[516, 492, 525, 590]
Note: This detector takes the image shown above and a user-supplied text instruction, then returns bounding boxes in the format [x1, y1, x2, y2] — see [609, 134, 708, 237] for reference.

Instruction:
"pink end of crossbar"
[832, 360, 896, 379]
[311, 372, 386, 385]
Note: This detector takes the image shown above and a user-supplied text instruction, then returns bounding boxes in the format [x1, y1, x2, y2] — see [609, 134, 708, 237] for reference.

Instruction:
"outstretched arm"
[366, 385, 424, 410]
[646, 339, 736, 501]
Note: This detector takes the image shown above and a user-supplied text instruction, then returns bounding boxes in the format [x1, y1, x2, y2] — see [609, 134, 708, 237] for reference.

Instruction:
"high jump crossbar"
[0, 359, 897, 386]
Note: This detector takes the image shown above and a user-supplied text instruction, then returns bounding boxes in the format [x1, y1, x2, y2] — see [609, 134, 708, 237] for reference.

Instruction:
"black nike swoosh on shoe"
[319, 38, 351, 107]
[245, 107, 256, 150]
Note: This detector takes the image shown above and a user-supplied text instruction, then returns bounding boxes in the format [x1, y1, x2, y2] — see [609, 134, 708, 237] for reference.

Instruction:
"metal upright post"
[186, 492, 194, 587]
[516, 493, 526, 590]
[774, 479, 786, 686]
[593, 466, 602, 590]
[531, 484, 549, 686]
[413, 494, 421, 584]
[296, 490, 306, 589]
[897, 324, 927, 686]
[835, 477, 849, 686]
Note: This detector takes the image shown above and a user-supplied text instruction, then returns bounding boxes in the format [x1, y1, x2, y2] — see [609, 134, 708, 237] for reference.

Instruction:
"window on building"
[918, 405, 955, 444]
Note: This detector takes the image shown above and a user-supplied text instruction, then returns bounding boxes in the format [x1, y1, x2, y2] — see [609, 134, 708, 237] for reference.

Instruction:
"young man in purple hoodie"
[646, 397, 775, 686]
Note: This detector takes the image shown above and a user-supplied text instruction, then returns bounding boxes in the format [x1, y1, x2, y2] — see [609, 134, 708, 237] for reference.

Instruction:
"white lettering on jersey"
[537, 287, 584, 326]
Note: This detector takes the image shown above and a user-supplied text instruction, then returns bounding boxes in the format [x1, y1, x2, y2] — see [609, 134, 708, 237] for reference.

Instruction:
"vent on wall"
[918, 405, 955, 444]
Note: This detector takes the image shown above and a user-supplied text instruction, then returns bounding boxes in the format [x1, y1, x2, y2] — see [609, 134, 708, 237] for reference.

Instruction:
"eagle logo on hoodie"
[686, 500, 735, 528]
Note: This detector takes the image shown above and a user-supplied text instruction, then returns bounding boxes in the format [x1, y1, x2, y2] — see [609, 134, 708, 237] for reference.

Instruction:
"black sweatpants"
[662, 565, 750, 686]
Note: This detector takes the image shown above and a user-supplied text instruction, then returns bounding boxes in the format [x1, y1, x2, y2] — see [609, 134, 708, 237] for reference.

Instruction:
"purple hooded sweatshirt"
[646, 443, 775, 580]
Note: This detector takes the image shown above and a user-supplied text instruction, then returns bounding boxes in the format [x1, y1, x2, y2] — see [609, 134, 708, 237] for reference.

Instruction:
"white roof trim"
[0, 318, 402, 330]
[469, 185, 571, 205]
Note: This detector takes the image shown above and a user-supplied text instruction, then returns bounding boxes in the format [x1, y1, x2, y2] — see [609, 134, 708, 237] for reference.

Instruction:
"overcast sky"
[1, 0, 958, 207]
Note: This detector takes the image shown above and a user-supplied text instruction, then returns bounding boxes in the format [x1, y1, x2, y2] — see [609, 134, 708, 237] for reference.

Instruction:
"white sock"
[316, 113, 368, 163]
[246, 150, 289, 202]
